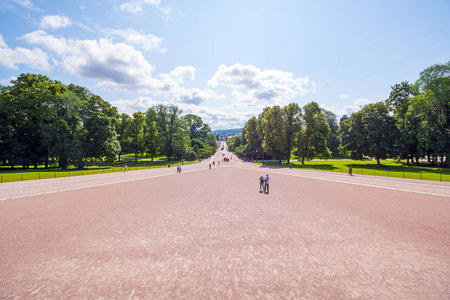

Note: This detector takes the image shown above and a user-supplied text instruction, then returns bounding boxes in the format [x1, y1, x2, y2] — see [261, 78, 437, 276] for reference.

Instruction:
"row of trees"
[0, 74, 217, 169]
[340, 62, 449, 166]
[228, 62, 449, 167]
[228, 101, 338, 164]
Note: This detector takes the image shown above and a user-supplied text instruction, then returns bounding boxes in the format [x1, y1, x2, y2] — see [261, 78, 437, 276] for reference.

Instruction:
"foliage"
[295, 102, 330, 163]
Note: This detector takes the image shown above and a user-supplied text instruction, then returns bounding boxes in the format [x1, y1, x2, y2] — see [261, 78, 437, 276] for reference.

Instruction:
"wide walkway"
[0, 148, 449, 298]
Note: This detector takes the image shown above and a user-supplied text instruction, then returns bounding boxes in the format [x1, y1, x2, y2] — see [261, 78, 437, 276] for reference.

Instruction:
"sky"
[0, 0, 449, 130]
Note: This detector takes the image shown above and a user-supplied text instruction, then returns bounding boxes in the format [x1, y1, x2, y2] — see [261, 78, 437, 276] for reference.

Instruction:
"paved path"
[0, 150, 449, 299]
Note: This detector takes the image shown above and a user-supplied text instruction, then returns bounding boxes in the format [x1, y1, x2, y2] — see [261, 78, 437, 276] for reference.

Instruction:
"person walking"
[264, 174, 270, 194]
[348, 166, 353, 176]
[209, 163, 211, 169]
[259, 176, 264, 193]
[124, 164, 128, 173]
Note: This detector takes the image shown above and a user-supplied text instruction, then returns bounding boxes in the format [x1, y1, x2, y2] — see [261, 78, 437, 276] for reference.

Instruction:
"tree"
[182, 114, 211, 141]
[284, 103, 302, 163]
[416, 61, 450, 166]
[206, 133, 218, 149]
[126, 112, 145, 162]
[321, 108, 340, 156]
[295, 102, 330, 163]
[339, 102, 397, 165]
[116, 113, 132, 162]
[1, 73, 67, 168]
[386, 81, 419, 165]
[152, 104, 183, 161]
[363, 102, 398, 165]
[243, 116, 261, 158]
[68, 85, 120, 167]
[261, 105, 286, 162]
[144, 120, 159, 161]
[339, 111, 367, 159]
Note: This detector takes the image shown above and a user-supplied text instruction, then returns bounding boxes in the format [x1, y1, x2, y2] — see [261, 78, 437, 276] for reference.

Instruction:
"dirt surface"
[1, 150, 449, 299]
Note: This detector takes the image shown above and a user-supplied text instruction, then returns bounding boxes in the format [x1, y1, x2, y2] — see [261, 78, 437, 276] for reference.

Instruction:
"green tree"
[416, 61, 450, 166]
[243, 116, 261, 158]
[363, 102, 398, 165]
[144, 120, 159, 161]
[206, 133, 218, 149]
[261, 105, 286, 163]
[386, 81, 419, 165]
[1, 73, 67, 168]
[339, 102, 397, 165]
[321, 108, 340, 157]
[284, 103, 302, 163]
[126, 112, 145, 162]
[295, 102, 330, 163]
[339, 111, 367, 159]
[116, 113, 132, 162]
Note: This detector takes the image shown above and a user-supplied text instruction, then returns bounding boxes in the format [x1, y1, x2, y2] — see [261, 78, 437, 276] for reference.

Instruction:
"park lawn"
[119, 154, 168, 161]
[253, 159, 450, 182]
[0, 160, 196, 183]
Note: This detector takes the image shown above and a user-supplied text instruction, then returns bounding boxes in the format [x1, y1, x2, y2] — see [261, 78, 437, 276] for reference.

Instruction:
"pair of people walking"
[259, 174, 270, 194]
[176, 165, 182, 173]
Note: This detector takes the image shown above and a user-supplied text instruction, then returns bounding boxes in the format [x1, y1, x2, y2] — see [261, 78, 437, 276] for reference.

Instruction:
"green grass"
[0, 160, 196, 183]
[253, 159, 450, 182]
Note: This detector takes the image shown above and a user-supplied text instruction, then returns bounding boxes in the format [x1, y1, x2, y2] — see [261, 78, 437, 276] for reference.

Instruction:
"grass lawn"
[254, 159, 450, 182]
[0, 159, 196, 183]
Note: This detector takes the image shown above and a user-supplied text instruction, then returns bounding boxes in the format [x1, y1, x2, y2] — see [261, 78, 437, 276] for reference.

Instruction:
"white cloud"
[171, 87, 222, 105]
[111, 96, 160, 115]
[208, 64, 313, 108]
[320, 98, 373, 119]
[159, 7, 170, 14]
[40, 15, 72, 30]
[101, 28, 164, 52]
[0, 76, 17, 85]
[11, 0, 42, 11]
[119, 0, 161, 13]
[21, 30, 70, 55]
[20, 31, 168, 91]
[169, 66, 195, 83]
[0, 34, 50, 70]
[339, 94, 349, 98]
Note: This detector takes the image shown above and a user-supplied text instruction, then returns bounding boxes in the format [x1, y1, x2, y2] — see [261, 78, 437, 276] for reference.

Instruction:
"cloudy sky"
[1, 0, 449, 129]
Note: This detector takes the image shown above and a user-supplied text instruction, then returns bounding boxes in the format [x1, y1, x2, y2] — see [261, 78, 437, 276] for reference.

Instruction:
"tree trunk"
[415, 156, 419, 166]
[406, 146, 410, 166]
[377, 158, 380, 166]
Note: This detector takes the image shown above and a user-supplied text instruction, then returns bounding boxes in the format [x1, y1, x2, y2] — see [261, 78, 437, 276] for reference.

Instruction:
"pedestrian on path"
[264, 174, 270, 194]
[259, 176, 264, 193]
[209, 163, 211, 169]
[348, 166, 353, 176]
[124, 164, 128, 173]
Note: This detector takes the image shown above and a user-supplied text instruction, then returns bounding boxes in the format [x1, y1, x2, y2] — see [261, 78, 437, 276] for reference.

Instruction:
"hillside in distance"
[212, 128, 242, 136]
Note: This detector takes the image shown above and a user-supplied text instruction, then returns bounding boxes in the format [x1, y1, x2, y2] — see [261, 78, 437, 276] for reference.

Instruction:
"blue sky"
[1, 0, 449, 129]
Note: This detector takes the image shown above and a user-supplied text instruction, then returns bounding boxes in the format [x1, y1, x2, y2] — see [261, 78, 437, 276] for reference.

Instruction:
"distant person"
[290, 163, 292, 169]
[259, 176, 264, 193]
[209, 163, 211, 169]
[348, 166, 353, 176]
[124, 164, 128, 173]
[264, 174, 270, 194]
